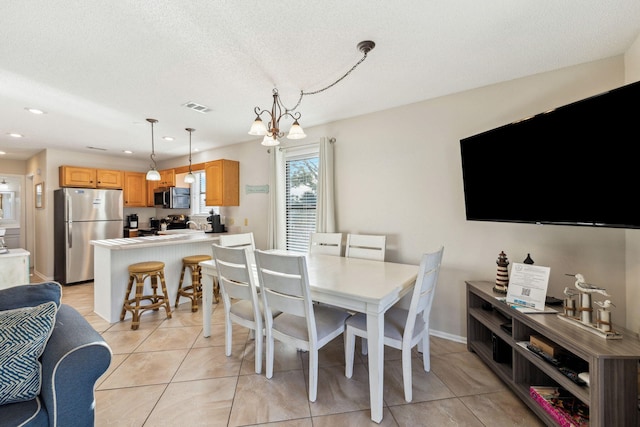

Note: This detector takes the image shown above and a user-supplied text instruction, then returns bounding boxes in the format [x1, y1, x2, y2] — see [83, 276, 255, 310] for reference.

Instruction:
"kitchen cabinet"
[146, 169, 175, 206]
[59, 166, 123, 189]
[123, 172, 147, 207]
[59, 166, 96, 188]
[96, 169, 123, 188]
[205, 159, 239, 206]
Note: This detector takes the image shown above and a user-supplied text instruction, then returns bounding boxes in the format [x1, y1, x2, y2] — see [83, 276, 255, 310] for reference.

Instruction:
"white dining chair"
[212, 243, 266, 374]
[308, 232, 343, 256]
[344, 246, 444, 402]
[254, 249, 351, 402]
[345, 233, 386, 261]
[218, 232, 256, 250]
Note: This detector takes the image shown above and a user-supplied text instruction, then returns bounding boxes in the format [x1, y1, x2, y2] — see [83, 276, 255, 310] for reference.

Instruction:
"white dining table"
[199, 251, 419, 423]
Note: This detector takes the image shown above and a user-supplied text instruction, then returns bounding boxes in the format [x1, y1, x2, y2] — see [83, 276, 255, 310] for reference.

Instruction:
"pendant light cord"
[281, 41, 375, 113]
[148, 118, 158, 170]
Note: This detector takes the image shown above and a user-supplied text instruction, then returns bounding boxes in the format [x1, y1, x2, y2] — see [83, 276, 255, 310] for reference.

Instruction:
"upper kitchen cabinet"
[123, 172, 146, 207]
[59, 166, 123, 189]
[205, 159, 239, 206]
[145, 169, 175, 206]
[59, 166, 96, 188]
[159, 169, 175, 187]
[96, 169, 123, 189]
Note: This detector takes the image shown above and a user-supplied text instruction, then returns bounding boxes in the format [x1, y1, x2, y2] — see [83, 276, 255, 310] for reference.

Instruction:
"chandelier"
[249, 40, 375, 146]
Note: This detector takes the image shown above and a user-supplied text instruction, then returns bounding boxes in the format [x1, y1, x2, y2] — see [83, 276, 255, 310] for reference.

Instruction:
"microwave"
[154, 187, 190, 209]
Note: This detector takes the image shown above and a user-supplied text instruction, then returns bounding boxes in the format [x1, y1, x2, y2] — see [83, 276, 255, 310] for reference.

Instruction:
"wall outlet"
[228, 218, 235, 226]
[244, 218, 248, 226]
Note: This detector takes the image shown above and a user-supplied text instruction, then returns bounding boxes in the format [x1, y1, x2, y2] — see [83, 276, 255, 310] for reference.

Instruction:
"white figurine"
[563, 286, 578, 298]
[566, 273, 610, 296]
[594, 300, 616, 310]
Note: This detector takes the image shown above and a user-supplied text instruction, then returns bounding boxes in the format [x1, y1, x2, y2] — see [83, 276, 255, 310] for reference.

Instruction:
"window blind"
[285, 154, 318, 252]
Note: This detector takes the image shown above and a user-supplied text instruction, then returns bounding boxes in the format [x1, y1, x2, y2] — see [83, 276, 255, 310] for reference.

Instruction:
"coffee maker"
[127, 214, 138, 229]
[206, 211, 226, 233]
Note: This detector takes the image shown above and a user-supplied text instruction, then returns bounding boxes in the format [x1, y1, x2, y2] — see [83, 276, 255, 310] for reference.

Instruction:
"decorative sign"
[245, 185, 269, 194]
[506, 263, 551, 311]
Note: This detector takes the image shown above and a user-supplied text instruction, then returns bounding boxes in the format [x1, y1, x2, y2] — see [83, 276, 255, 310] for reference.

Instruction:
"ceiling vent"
[182, 101, 212, 113]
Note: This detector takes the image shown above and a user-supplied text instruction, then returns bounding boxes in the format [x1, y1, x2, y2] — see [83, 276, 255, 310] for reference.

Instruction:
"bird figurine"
[565, 273, 610, 296]
[563, 286, 578, 298]
[594, 300, 616, 310]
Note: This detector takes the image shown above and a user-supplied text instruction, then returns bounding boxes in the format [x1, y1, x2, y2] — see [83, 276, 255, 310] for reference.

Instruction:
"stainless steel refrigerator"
[54, 188, 123, 285]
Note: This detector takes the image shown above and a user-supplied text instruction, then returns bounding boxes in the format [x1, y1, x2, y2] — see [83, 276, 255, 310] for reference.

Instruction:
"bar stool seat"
[175, 254, 214, 312]
[120, 261, 172, 330]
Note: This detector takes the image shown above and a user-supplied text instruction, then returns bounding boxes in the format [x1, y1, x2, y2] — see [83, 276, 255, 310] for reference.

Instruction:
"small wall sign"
[245, 185, 269, 194]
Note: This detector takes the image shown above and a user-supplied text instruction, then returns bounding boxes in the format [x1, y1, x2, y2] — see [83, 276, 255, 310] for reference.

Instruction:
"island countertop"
[90, 232, 224, 250]
[92, 232, 227, 322]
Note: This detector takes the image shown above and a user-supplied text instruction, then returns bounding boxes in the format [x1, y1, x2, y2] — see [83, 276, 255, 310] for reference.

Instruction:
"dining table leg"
[201, 264, 214, 338]
[366, 310, 385, 423]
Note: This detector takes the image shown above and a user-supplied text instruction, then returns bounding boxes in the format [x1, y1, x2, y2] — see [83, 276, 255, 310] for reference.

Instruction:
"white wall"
[624, 35, 640, 336]
[312, 56, 627, 340]
[156, 55, 630, 341]
[28, 48, 639, 340]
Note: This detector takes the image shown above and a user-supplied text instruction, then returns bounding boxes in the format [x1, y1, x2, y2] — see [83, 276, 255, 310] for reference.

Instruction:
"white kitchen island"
[91, 233, 222, 323]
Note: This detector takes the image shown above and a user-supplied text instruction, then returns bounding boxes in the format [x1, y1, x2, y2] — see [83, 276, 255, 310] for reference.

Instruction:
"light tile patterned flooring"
[59, 282, 544, 426]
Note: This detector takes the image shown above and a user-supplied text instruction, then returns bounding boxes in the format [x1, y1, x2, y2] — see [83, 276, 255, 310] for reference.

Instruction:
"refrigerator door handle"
[66, 192, 72, 248]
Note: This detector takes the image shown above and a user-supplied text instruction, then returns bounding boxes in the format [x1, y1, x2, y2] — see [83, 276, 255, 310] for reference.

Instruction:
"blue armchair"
[0, 282, 112, 426]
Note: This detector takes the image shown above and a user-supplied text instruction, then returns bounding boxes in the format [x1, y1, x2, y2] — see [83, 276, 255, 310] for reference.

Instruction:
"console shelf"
[467, 280, 640, 426]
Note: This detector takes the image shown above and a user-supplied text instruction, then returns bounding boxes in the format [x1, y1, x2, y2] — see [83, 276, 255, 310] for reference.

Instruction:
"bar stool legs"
[175, 255, 213, 312]
[120, 261, 172, 330]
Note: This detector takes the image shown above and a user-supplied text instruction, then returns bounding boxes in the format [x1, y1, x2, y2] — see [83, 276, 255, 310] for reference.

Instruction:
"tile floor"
[59, 282, 544, 426]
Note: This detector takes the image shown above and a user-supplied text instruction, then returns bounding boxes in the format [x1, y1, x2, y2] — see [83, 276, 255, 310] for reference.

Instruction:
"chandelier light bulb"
[287, 120, 306, 140]
[261, 135, 280, 146]
[248, 116, 268, 136]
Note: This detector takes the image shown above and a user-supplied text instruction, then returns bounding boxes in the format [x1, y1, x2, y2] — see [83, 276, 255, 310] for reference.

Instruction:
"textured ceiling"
[2, 1, 640, 161]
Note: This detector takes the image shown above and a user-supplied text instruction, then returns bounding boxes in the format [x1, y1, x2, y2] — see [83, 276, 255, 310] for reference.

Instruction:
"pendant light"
[145, 118, 161, 181]
[184, 127, 196, 184]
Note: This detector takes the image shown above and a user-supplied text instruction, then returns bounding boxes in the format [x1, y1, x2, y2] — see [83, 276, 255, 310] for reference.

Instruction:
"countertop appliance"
[127, 213, 138, 228]
[154, 187, 190, 209]
[54, 188, 123, 285]
[207, 213, 226, 233]
[165, 214, 189, 229]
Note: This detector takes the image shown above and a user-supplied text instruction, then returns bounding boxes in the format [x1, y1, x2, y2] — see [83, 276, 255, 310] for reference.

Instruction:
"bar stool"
[120, 261, 172, 330]
[175, 254, 214, 311]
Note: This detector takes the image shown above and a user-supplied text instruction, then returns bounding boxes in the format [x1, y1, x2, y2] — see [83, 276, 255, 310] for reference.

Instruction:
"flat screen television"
[460, 80, 640, 229]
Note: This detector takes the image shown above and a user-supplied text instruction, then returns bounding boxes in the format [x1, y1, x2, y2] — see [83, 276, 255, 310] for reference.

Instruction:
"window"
[285, 150, 318, 252]
[190, 171, 218, 215]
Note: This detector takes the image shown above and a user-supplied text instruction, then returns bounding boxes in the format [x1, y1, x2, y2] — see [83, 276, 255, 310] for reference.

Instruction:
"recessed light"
[0, 151, 6, 155]
[25, 107, 45, 115]
[194, 148, 200, 152]
[163, 136, 174, 141]
[123, 150, 133, 154]
[8, 133, 23, 138]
